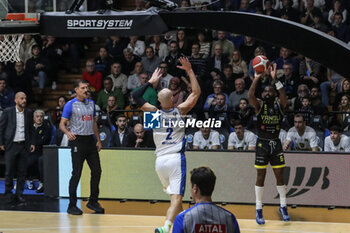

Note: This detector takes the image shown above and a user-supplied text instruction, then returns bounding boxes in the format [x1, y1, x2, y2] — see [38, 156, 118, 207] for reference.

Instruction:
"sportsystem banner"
[40, 9, 169, 37]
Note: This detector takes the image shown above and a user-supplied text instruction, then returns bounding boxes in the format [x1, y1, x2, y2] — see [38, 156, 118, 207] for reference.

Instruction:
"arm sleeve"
[248, 133, 257, 147]
[345, 137, 350, 152]
[309, 131, 318, 148]
[231, 214, 241, 233]
[286, 130, 293, 142]
[228, 133, 234, 147]
[172, 213, 185, 233]
[62, 101, 73, 119]
[193, 132, 200, 147]
[212, 131, 220, 146]
[323, 137, 331, 152]
[132, 82, 151, 107]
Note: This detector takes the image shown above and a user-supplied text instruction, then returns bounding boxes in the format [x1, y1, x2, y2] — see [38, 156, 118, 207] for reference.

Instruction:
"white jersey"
[153, 108, 185, 157]
[279, 129, 287, 145]
[286, 126, 318, 151]
[193, 130, 220, 149]
[228, 130, 257, 150]
[324, 135, 350, 152]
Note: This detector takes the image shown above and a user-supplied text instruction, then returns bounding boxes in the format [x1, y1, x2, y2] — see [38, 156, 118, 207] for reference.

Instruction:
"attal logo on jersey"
[275, 166, 330, 198]
[143, 111, 161, 129]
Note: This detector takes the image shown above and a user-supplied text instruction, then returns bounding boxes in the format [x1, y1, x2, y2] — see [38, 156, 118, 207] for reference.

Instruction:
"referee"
[59, 80, 104, 215]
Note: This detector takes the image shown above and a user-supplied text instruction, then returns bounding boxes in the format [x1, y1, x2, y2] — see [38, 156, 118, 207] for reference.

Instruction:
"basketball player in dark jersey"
[248, 63, 290, 225]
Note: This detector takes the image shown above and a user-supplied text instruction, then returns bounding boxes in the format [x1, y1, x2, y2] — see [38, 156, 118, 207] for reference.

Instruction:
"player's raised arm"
[132, 68, 162, 112]
[248, 72, 262, 114]
[270, 63, 287, 112]
[177, 57, 201, 115]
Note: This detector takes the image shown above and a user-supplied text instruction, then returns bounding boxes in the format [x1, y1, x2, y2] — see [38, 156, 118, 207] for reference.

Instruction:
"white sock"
[276, 185, 287, 207]
[164, 220, 172, 232]
[255, 185, 264, 210]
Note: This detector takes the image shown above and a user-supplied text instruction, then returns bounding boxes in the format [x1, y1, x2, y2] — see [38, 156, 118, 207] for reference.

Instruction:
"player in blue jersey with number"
[132, 57, 201, 233]
[173, 166, 240, 233]
[60, 80, 104, 215]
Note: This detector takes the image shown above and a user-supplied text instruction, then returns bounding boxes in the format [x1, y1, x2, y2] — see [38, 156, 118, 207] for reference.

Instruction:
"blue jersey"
[62, 98, 96, 135]
[173, 203, 240, 233]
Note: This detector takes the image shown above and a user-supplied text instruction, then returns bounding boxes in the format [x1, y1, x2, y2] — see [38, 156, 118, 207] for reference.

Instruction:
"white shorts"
[155, 152, 186, 195]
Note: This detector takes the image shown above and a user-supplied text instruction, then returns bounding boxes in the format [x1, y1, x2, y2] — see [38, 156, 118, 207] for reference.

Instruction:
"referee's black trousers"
[68, 135, 102, 206]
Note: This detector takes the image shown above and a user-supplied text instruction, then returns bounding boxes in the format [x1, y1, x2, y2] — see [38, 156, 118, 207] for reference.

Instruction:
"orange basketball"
[252, 55, 270, 73]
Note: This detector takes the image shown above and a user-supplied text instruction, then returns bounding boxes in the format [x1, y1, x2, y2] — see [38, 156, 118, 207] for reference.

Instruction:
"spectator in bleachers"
[263, 0, 281, 17]
[207, 44, 229, 72]
[222, 64, 236, 94]
[121, 48, 142, 76]
[41, 36, 62, 90]
[127, 36, 145, 57]
[228, 119, 256, 150]
[324, 124, 350, 152]
[299, 57, 322, 88]
[208, 92, 228, 115]
[132, 72, 158, 106]
[336, 94, 350, 124]
[107, 62, 128, 94]
[309, 86, 328, 117]
[0, 63, 7, 80]
[94, 47, 113, 77]
[127, 62, 143, 91]
[288, 84, 310, 111]
[27, 109, 51, 193]
[239, 36, 259, 64]
[311, 13, 329, 32]
[134, 0, 147, 11]
[320, 68, 343, 106]
[141, 47, 162, 77]
[169, 77, 184, 107]
[133, 123, 155, 148]
[232, 97, 255, 128]
[165, 41, 182, 76]
[106, 96, 120, 122]
[229, 78, 249, 110]
[333, 79, 350, 110]
[230, 49, 249, 82]
[25, 45, 48, 93]
[0, 77, 15, 110]
[238, 0, 256, 13]
[96, 77, 124, 111]
[203, 80, 229, 111]
[328, 0, 347, 26]
[110, 114, 135, 147]
[211, 31, 235, 59]
[157, 62, 174, 92]
[332, 12, 348, 42]
[51, 96, 67, 127]
[193, 127, 220, 149]
[105, 36, 128, 60]
[283, 113, 319, 151]
[150, 35, 169, 60]
[300, 0, 323, 26]
[197, 31, 211, 59]
[297, 96, 314, 125]
[189, 43, 207, 78]
[125, 93, 142, 119]
[7, 61, 32, 96]
[176, 29, 191, 56]
[280, 0, 300, 22]
[279, 62, 299, 98]
[274, 47, 299, 76]
[82, 59, 102, 94]
[19, 34, 37, 64]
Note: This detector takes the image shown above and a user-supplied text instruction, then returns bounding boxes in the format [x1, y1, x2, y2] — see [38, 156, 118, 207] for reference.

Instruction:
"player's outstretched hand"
[177, 57, 192, 72]
[269, 63, 277, 81]
[149, 68, 162, 85]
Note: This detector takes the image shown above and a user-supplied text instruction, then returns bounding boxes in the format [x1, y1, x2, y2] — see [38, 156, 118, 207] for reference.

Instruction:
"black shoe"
[16, 196, 26, 206]
[86, 201, 105, 214]
[67, 205, 83, 215]
[5, 193, 15, 204]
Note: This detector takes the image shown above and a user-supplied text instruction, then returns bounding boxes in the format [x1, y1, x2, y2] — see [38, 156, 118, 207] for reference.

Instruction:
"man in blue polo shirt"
[60, 79, 104, 215]
[173, 167, 240, 233]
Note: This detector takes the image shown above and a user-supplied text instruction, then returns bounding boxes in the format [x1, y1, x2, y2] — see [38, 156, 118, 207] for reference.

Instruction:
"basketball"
[252, 55, 270, 73]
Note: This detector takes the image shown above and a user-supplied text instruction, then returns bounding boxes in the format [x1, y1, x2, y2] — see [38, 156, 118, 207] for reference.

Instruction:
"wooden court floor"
[1, 201, 350, 233]
[1, 210, 350, 233]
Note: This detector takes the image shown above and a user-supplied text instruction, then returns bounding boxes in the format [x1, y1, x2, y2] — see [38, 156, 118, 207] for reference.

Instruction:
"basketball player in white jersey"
[132, 57, 201, 233]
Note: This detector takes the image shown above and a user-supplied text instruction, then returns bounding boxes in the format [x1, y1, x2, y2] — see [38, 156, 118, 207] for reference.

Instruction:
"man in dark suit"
[0, 92, 35, 204]
[110, 114, 134, 147]
[133, 123, 155, 148]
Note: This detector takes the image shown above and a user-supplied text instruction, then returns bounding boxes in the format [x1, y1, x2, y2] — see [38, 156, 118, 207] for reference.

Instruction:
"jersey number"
[166, 128, 173, 140]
